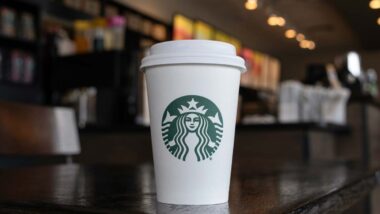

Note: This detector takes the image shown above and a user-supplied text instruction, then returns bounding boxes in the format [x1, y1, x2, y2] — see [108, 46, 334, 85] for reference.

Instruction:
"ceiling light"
[285, 29, 296, 38]
[370, 0, 380, 9]
[307, 41, 316, 50]
[299, 40, 310, 49]
[296, 33, 305, 41]
[267, 15, 278, 26]
[277, 17, 286, 26]
[299, 40, 316, 50]
[245, 0, 258, 10]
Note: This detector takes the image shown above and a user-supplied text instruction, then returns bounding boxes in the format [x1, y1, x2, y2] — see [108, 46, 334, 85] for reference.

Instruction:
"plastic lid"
[140, 40, 246, 72]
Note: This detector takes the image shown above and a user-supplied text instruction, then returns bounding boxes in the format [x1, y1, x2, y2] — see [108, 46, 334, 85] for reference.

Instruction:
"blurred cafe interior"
[1, 0, 380, 213]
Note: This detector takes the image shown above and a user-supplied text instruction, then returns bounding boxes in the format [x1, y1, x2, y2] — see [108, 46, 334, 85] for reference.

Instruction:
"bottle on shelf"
[107, 16, 126, 50]
[19, 12, 35, 41]
[0, 7, 16, 37]
[74, 20, 92, 53]
[92, 18, 106, 51]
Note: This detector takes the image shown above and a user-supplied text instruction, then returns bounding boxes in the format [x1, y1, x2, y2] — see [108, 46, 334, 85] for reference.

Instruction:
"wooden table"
[0, 160, 378, 213]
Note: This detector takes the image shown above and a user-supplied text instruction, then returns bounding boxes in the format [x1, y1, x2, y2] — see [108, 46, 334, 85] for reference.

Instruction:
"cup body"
[145, 63, 241, 205]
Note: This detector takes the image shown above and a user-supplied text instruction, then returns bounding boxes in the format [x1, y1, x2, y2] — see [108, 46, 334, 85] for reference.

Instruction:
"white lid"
[140, 40, 246, 73]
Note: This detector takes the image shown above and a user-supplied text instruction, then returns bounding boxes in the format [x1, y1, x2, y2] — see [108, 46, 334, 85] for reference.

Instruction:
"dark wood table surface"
[0, 159, 378, 214]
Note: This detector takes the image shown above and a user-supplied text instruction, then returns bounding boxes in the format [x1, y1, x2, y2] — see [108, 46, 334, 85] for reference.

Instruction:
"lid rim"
[141, 55, 246, 73]
[141, 61, 246, 72]
[140, 40, 247, 73]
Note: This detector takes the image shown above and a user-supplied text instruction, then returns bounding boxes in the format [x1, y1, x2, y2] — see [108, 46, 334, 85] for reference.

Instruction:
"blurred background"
[1, 0, 380, 212]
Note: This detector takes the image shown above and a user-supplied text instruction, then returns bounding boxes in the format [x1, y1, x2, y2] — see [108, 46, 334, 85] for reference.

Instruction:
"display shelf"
[126, 29, 163, 44]
[45, 1, 94, 21]
[0, 0, 40, 13]
[0, 84, 44, 104]
[0, 0, 43, 104]
[51, 51, 128, 90]
[0, 80, 38, 88]
[0, 35, 38, 51]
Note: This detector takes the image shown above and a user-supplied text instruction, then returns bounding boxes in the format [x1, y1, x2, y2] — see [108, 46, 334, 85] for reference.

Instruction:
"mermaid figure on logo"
[162, 98, 223, 161]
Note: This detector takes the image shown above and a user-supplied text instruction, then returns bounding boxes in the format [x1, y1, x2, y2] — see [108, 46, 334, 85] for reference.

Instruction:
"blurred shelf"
[79, 122, 351, 134]
[239, 86, 276, 101]
[0, 81, 38, 88]
[0, 0, 40, 13]
[45, 1, 94, 21]
[237, 122, 351, 134]
[0, 35, 38, 51]
[51, 51, 128, 90]
[79, 124, 149, 134]
[0, 84, 44, 104]
[126, 29, 165, 44]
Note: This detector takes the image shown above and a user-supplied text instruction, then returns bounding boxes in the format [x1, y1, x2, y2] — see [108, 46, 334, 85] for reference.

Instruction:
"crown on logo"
[178, 98, 208, 115]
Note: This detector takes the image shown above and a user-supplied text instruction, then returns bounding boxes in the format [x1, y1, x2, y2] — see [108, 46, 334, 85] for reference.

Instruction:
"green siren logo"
[161, 95, 223, 162]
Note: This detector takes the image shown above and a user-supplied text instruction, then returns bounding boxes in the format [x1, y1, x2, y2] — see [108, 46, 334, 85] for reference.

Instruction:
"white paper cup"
[141, 40, 246, 205]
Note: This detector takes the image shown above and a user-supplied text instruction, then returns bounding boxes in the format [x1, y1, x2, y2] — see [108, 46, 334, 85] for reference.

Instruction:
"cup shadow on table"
[156, 202, 230, 214]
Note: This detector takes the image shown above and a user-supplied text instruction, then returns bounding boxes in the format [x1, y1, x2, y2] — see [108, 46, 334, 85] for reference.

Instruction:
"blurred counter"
[0, 159, 378, 213]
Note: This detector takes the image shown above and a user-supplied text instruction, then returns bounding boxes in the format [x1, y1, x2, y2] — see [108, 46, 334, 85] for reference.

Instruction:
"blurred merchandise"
[19, 12, 35, 41]
[23, 53, 35, 83]
[301, 86, 325, 123]
[173, 14, 193, 40]
[92, 18, 106, 51]
[363, 68, 378, 98]
[10, 50, 23, 82]
[62, 87, 97, 128]
[151, 23, 167, 41]
[279, 81, 350, 125]
[241, 48, 280, 91]
[8, 50, 35, 84]
[321, 88, 350, 125]
[56, 28, 76, 56]
[0, 7, 16, 37]
[0, 6, 36, 41]
[107, 16, 125, 50]
[193, 21, 214, 40]
[74, 20, 92, 53]
[278, 81, 303, 123]
[70, 16, 126, 55]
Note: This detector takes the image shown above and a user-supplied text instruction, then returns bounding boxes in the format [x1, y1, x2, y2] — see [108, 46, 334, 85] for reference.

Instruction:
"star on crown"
[178, 98, 208, 115]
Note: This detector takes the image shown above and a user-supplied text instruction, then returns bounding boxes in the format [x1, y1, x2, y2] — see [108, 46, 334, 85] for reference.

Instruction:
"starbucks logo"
[161, 95, 223, 162]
